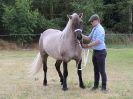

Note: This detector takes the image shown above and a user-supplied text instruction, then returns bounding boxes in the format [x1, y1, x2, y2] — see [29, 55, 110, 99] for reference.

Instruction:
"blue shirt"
[88, 24, 106, 50]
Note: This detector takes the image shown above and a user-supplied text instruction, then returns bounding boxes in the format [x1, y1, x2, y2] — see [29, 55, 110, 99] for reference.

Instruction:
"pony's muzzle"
[74, 29, 82, 40]
[76, 31, 82, 40]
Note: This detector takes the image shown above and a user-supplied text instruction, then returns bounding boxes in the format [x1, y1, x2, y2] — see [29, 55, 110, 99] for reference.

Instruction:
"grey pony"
[31, 13, 85, 91]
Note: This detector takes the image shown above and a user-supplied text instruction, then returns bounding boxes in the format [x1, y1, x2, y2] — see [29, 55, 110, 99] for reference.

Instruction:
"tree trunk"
[129, 4, 132, 33]
[50, 2, 54, 19]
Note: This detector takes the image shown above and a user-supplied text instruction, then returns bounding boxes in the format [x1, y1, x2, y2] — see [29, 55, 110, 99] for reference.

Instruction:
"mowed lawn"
[0, 48, 133, 99]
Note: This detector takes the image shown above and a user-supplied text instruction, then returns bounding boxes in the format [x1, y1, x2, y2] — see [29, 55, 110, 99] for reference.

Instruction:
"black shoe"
[91, 86, 98, 91]
[101, 87, 107, 93]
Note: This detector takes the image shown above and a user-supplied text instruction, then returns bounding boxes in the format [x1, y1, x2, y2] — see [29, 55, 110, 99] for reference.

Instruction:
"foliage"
[0, 0, 133, 44]
[2, 0, 39, 45]
[103, 0, 132, 33]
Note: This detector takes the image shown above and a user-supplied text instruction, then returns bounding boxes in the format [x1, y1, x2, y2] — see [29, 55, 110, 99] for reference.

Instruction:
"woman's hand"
[81, 44, 90, 48]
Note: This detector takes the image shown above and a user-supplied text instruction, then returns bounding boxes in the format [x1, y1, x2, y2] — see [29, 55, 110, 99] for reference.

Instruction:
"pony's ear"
[79, 13, 83, 18]
[67, 15, 72, 19]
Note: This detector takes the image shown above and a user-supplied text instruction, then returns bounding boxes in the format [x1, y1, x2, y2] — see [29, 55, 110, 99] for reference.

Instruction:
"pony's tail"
[30, 52, 42, 76]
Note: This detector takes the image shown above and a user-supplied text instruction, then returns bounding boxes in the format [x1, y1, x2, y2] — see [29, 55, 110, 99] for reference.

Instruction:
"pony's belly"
[43, 44, 62, 60]
[48, 52, 62, 60]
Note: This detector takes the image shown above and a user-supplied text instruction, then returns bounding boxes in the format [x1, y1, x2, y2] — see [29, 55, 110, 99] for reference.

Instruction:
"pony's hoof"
[80, 84, 86, 89]
[43, 83, 47, 86]
[62, 87, 68, 91]
[43, 81, 47, 86]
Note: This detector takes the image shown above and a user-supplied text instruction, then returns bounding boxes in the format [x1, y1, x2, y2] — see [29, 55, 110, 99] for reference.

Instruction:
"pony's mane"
[62, 13, 81, 33]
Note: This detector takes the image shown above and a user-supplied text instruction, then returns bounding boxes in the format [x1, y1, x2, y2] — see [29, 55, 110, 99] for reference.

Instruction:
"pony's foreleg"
[42, 55, 48, 86]
[62, 61, 68, 91]
[55, 60, 63, 85]
[76, 59, 85, 89]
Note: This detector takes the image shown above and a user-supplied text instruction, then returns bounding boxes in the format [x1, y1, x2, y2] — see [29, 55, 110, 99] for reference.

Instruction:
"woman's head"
[89, 14, 100, 27]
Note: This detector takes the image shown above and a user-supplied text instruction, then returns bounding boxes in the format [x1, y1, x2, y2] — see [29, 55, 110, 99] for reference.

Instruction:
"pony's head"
[67, 13, 83, 40]
[67, 13, 83, 30]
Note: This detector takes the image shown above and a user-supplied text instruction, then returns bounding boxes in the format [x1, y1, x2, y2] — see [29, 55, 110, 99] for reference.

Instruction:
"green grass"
[0, 49, 133, 99]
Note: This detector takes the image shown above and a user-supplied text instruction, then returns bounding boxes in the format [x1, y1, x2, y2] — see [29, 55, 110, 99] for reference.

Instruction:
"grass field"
[0, 48, 133, 99]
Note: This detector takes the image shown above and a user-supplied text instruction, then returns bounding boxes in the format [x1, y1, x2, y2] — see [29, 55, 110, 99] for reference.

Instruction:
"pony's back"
[39, 29, 63, 60]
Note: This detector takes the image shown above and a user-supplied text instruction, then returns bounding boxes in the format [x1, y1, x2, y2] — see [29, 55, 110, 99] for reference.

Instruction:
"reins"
[76, 48, 90, 71]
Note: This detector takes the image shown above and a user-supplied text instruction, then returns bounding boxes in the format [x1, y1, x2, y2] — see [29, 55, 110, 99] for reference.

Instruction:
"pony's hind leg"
[55, 60, 63, 85]
[76, 59, 85, 89]
[42, 54, 48, 86]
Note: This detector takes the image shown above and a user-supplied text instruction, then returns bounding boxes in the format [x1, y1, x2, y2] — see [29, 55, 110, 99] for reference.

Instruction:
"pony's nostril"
[77, 34, 82, 40]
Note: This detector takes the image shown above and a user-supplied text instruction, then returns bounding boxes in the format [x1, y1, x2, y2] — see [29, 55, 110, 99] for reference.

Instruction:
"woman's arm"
[82, 34, 91, 41]
[81, 40, 100, 48]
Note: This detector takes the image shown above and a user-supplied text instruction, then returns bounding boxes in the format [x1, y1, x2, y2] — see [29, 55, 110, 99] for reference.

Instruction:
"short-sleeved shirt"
[88, 23, 106, 50]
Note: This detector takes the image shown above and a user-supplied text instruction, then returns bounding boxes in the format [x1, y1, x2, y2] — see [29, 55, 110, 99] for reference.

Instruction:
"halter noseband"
[74, 29, 83, 33]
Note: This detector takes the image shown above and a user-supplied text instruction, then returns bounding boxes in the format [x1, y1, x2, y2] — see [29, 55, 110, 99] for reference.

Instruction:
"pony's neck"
[62, 20, 73, 35]
[62, 20, 79, 47]
[62, 20, 76, 40]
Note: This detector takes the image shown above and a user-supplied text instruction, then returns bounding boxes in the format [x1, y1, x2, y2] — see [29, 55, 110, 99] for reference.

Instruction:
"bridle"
[74, 29, 83, 33]
[74, 28, 84, 46]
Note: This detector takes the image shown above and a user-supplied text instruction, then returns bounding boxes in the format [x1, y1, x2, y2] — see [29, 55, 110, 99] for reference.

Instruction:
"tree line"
[0, 0, 133, 44]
